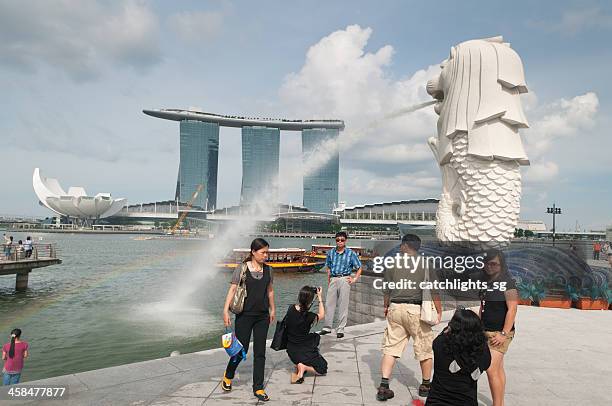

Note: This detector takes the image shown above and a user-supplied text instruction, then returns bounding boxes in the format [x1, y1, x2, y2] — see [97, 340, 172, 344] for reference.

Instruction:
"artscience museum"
[33, 168, 127, 223]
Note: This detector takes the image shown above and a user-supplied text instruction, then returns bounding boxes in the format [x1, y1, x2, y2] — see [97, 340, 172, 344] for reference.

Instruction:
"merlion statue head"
[425, 36, 530, 243]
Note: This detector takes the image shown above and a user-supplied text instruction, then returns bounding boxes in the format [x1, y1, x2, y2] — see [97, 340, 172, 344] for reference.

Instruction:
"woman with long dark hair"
[2, 328, 29, 386]
[479, 249, 518, 406]
[285, 285, 327, 384]
[221, 238, 275, 402]
[426, 310, 491, 405]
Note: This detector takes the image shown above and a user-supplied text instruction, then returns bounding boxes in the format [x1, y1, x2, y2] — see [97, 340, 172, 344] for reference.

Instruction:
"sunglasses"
[336, 238, 346, 242]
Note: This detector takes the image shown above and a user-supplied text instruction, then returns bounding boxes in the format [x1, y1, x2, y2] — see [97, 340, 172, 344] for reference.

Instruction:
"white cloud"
[279, 25, 440, 203]
[351, 143, 431, 164]
[0, 0, 161, 81]
[524, 92, 598, 162]
[343, 169, 440, 200]
[167, 11, 223, 42]
[523, 161, 559, 184]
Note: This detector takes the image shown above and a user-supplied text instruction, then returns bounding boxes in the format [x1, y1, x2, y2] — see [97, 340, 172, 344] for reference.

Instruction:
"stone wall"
[347, 274, 386, 326]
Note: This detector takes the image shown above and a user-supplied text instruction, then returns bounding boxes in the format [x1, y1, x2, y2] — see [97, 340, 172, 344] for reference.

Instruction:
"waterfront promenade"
[6, 305, 611, 405]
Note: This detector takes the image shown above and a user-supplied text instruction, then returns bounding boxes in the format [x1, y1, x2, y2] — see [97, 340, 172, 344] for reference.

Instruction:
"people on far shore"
[319, 232, 362, 339]
[16, 240, 24, 260]
[221, 238, 275, 402]
[479, 249, 518, 406]
[426, 309, 491, 406]
[24, 236, 33, 258]
[3, 235, 13, 260]
[593, 241, 601, 260]
[285, 286, 327, 384]
[2, 328, 29, 386]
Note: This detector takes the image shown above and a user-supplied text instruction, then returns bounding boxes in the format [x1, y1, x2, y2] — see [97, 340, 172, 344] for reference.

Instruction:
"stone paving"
[5, 305, 612, 405]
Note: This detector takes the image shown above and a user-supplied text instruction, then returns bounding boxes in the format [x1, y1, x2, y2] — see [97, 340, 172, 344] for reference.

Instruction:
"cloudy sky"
[1, 0, 610, 231]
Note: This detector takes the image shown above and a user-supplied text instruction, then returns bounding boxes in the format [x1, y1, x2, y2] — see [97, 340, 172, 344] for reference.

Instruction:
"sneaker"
[376, 386, 394, 401]
[418, 382, 431, 397]
[221, 374, 232, 392]
[318, 329, 331, 335]
[336, 332, 345, 338]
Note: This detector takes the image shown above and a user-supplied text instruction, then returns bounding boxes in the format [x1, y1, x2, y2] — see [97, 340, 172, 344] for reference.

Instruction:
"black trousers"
[225, 312, 269, 391]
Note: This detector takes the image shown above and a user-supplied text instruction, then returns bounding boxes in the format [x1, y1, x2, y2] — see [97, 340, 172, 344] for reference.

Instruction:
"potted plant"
[575, 284, 609, 310]
[516, 280, 533, 305]
[565, 284, 580, 303]
[539, 274, 572, 309]
[526, 281, 548, 307]
[602, 286, 612, 310]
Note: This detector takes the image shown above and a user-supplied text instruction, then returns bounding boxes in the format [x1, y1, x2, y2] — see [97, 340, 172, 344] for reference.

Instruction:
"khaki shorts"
[485, 330, 515, 354]
[381, 303, 433, 361]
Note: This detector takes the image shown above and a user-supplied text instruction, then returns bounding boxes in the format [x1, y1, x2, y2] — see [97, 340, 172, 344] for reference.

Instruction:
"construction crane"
[169, 184, 204, 235]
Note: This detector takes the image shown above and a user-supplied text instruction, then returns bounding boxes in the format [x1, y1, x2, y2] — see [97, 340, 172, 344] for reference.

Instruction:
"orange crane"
[169, 184, 204, 235]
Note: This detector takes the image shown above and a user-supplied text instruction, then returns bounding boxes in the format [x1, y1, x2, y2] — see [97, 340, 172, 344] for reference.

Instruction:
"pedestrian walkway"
[7, 305, 612, 405]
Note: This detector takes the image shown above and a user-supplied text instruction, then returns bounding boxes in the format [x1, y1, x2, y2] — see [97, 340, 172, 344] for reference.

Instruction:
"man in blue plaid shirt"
[319, 232, 362, 338]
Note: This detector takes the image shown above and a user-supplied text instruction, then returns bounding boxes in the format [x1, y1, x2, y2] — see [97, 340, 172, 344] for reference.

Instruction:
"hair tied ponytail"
[8, 328, 21, 359]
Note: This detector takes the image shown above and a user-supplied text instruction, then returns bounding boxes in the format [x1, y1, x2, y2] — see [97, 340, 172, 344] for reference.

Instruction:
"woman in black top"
[479, 249, 518, 406]
[222, 238, 276, 402]
[426, 309, 491, 406]
[286, 286, 327, 384]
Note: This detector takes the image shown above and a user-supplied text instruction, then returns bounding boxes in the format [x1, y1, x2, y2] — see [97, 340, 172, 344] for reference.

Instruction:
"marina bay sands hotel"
[143, 109, 344, 214]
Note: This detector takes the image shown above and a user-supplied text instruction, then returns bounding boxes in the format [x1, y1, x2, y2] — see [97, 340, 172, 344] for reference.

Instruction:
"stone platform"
[5, 305, 612, 405]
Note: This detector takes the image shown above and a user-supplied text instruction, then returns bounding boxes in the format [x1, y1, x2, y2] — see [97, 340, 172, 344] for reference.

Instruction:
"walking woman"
[2, 328, 29, 386]
[221, 238, 275, 402]
[426, 309, 491, 406]
[286, 286, 327, 384]
[479, 250, 518, 406]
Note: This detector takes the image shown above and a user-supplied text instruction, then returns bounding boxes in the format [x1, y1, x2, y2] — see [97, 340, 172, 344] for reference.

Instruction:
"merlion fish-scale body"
[426, 36, 530, 243]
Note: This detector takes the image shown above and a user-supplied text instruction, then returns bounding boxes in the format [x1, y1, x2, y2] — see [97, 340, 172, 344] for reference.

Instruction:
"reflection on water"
[0, 233, 377, 382]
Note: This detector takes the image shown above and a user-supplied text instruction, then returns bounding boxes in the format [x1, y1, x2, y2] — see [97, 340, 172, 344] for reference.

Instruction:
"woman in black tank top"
[222, 238, 276, 402]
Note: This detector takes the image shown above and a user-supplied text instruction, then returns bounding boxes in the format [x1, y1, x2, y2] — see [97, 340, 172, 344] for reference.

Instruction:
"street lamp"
[546, 204, 562, 246]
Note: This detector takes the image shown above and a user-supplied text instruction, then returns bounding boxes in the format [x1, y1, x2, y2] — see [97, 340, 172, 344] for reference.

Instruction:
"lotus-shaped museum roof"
[33, 168, 127, 219]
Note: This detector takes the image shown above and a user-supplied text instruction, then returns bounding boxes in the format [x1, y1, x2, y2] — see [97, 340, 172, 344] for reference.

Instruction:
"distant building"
[302, 128, 340, 214]
[177, 121, 219, 210]
[144, 108, 344, 214]
[335, 199, 439, 238]
[32, 168, 126, 223]
[516, 220, 547, 232]
[241, 126, 280, 204]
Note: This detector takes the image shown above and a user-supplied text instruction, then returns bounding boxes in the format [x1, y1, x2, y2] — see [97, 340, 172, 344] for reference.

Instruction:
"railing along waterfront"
[1, 243, 60, 262]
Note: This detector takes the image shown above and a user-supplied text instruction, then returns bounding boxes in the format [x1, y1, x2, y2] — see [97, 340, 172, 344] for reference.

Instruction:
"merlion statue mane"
[426, 36, 529, 243]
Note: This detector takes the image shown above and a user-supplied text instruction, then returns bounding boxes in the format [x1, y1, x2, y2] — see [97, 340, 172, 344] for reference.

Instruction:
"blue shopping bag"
[222, 328, 246, 362]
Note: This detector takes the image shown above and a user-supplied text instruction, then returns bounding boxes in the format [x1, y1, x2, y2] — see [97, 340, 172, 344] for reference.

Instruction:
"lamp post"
[546, 204, 562, 246]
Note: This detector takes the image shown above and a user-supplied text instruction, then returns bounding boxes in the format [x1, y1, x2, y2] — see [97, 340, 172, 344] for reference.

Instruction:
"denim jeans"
[2, 372, 22, 385]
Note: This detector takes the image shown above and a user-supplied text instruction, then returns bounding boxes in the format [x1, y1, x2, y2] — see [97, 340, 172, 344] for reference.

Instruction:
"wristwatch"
[500, 331, 507, 336]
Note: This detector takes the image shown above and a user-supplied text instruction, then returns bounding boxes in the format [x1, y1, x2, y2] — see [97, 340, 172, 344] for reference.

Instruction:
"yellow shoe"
[221, 373, 232, 392]
[254, 389, 269, 401]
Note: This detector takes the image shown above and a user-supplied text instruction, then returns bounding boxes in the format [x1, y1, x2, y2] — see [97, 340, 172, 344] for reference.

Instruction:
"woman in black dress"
[221, 238, 276, 402]
[285, 285, 327, 383]
[426, 309, 491, 406]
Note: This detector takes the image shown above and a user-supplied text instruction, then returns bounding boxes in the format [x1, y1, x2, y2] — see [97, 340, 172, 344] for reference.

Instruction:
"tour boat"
[305, 244, 376, 261]
[218, 248, 325, 272]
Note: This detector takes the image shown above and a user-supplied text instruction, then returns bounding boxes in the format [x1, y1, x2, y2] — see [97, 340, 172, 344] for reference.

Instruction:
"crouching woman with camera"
[285, 286, 327, 384]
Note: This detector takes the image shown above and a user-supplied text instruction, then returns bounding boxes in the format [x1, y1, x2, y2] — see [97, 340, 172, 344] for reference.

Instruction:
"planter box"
[575, 298, 609, 310]
[538, 296, 571, 309]
[518, 298, 532, 306]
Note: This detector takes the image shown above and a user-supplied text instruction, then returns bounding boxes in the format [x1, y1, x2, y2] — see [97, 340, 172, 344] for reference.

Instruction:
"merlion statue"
[426, 36, 529, 243]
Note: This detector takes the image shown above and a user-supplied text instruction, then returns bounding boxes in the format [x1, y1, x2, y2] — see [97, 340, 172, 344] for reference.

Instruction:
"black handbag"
[270, 306, 291, 351]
